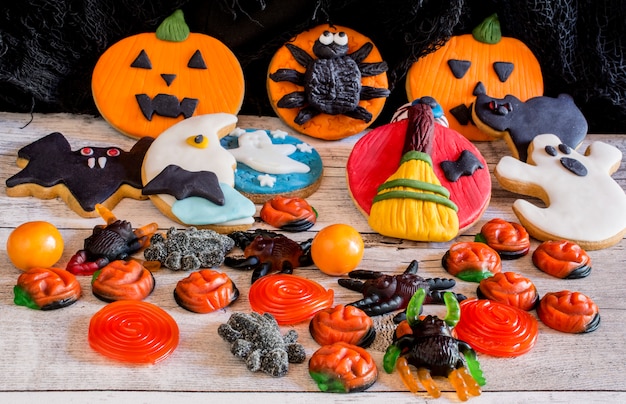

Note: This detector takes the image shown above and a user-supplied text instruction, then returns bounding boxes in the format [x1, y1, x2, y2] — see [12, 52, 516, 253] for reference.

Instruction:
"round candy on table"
[442, 241, 502, 282]
[477, 272, 539, 311]
[6, 221, 64, 271]
[309, 341, 378, 393]
[532, 240, 592, 279]
[91, 260, 155, 302]
[14, 267, 81, 310]
[174, 269, 239, 313]
[311, 224, 364, 276]
[89, 300, 179, 364]
[309, 305, 375, 348]
[536, 290, 600, 333]
[476, 218, 530, 259]
[259, 195, 317, 232]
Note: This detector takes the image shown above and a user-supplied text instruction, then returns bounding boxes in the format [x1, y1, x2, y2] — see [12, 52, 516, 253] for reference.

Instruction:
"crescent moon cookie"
[267, 24, 389, 140]
[142, 113, 255, 233]
[495, 133, 626, 250]
[347, 107, 491, 235]
[220, 128, 323, 203]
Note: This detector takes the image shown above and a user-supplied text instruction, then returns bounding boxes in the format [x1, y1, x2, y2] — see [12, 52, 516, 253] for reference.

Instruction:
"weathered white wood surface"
[0, 112, 625, 403]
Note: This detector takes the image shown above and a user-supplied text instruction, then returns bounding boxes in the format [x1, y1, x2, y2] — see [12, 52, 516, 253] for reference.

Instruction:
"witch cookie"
[267, 24, 389, 140]
[6, 132, 153, 218]
[495, 134, 626, 250]
[92, 10, 244, 139]
[142, 113, 255, 233]
[472, 92, 587, 162]
[221, 128, 323, 203]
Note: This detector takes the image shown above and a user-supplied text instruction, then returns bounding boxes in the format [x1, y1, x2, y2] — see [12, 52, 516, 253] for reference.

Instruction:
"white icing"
[296, 143, 314, 153]
[228, 130, 310, 174]
[258, 174, 277, 187]
[142, 113, 255, 226]
[495, 133, 626, 244]
[270, 129, 288, 139]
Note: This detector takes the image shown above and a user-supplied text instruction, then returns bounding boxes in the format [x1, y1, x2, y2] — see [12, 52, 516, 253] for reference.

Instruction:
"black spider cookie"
[6, 132, 153, 217]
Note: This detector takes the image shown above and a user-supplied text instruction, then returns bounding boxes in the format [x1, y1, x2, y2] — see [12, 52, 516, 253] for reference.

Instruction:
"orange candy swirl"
[88, 300, 179, 364]
[454, 298, 538, 357]
[537, 290, 600, 333]
[248, 274, 334, 325]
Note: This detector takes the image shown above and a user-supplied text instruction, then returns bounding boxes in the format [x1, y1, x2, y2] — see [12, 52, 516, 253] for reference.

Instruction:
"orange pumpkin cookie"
[174, 269, 239, 313]
[532, 240, 592, 279]
[91, 260, 155, 302]
[442, 241, 502, 282]
[406, 14, 543, 141]
[309, 342, 378, 393]
[537, 290, 600, 333]
[92, 10, 244, 139]
[267, 24, 389, 140]
[477, 272, 539, 311]
[309, 305, 375, 348]
[477, 218, 530, 259]
[14, 267, 81, 310]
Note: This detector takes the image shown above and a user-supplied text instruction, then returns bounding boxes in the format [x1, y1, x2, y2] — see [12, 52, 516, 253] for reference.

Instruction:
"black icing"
[160, 73, 176, 86]
[447, 59, 471, 79]
[473, 82, 486, 96]
[493, 61, 514, 82]
[130, 49, 152, 69]
[545, 145, 558, 156]
[188, 49, 207, 69]
[560, 157, 587, 176]
[450, 104, 473, 126]
[142, 164, 225, 205]
[558, 143, 572, 154]
[135, 93, 198, 120]
[440, 149, 484, 182]
[5, 132, 153, 212]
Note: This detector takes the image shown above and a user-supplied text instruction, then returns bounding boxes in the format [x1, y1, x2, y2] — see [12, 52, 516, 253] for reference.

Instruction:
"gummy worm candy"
[248, 274, 334, 325]
[454, 298, 538, 357]
[88, 300, 179, 364]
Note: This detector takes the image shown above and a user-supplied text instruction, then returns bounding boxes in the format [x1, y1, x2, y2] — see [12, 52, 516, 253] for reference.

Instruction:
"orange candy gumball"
[7, 221, 64, 271]
[311, 224, 364, 276]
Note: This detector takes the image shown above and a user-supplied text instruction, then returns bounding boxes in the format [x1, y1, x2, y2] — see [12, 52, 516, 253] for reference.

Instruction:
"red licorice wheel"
[174, 269, 239, 313]
[91, 260, 155, 302]
[309, 305, 375, 348]
[537, 290, 600, 333]
[477, 272, 539, 311]
[309, 341, 378, 393]
[442, 241, 502, 282]
[478, 218, 530, 259]
[532, 240, 592, 279]
[14, 267, 81, 310]
[455, 298, 538, 357]
[88, 300, 179, 364]
[260, 196, 317, 232]
[248, 274, 334, 325]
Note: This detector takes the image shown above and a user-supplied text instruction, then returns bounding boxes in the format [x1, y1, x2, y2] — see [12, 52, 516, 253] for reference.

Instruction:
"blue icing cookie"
[221, 128, 323, 202]
[172, 183, 256, 225]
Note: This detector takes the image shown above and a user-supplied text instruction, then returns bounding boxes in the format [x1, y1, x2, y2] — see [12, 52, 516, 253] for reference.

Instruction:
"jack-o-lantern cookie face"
[92, 10, 244, 139]
[406, 14, 543, 141]
[267, 24, 389, 140]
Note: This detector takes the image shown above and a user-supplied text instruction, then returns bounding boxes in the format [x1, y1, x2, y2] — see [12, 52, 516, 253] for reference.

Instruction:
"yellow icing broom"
[368, 103, 459, 241]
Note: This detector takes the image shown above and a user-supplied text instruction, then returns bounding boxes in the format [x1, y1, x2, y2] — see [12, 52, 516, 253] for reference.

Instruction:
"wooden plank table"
[0, 112, 624, 403]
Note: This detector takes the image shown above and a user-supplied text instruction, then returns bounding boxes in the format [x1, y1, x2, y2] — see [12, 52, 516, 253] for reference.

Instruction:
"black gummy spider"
[269, 30, 390, 124]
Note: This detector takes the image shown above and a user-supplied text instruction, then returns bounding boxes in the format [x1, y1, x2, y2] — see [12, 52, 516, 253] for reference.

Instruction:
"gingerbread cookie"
[221, 128, 323, 203]
[92, 10, 244, 139]
[267, 24, 389, 140]
[347, 103, 491, 236]
[142, 113, 255, 233]
[6, 132, 152, 217]
[472, 92, 587, 161]
[495, 133, 626, 250]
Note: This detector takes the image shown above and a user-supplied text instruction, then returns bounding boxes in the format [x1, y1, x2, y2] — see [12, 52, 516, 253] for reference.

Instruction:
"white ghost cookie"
[495, 133, 626, 250]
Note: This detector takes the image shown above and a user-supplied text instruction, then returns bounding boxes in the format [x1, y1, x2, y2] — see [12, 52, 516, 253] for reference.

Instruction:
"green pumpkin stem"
[156, 9, 190, 42]
[472, 13, 502, 44]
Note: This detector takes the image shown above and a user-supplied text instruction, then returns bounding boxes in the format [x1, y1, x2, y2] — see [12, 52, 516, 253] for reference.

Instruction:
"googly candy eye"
[319, 31, 333, 45]
[333, 32, 348, 46]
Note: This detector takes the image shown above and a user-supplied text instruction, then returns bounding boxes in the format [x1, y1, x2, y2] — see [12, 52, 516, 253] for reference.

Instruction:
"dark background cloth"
[0, 0, 624, 133]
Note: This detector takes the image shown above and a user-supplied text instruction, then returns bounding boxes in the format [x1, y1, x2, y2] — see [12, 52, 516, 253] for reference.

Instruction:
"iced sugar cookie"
[221, 128, 323, 203]
[142, 113, 255, 232]
[267, 24, 389, 140]
[92, 10, 244, 139]
[495, 134, 626, 250]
